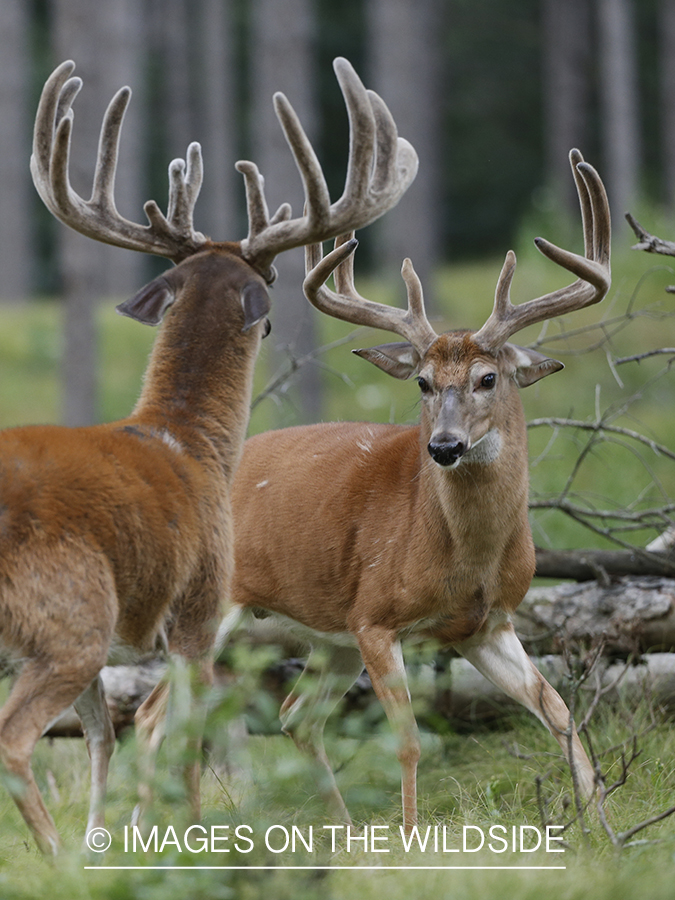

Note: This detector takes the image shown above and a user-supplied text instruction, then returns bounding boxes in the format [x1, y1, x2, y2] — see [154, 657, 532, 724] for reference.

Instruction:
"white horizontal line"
[85, 865, 566, 871]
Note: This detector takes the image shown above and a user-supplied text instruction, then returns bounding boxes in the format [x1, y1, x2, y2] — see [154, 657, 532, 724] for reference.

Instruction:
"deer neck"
[420, 401, 530, 557]
[131, 255, 264, 474]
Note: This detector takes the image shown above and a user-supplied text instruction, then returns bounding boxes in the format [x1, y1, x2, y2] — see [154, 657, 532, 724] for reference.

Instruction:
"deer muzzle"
[427, 434, 466, 467]
[427, 389, 472, 468]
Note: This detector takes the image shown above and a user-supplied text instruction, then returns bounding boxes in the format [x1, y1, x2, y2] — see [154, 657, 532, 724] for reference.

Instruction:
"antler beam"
[304, 234, 438, 354]
[32, 58, 418, 279]
[472, 149, 611, 351]
[31, 60, 207, 263]
[238, 57, 419, 277]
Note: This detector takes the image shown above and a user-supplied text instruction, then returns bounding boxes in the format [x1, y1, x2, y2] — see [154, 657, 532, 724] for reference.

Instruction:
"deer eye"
[479, 373, 496, 389]
[417, 376, 431, 394]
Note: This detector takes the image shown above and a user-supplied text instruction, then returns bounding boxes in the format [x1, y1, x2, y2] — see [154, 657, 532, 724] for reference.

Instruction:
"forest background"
[0, 0, 668, 418]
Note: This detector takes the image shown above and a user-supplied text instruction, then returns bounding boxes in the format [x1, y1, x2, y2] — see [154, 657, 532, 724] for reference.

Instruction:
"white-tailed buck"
[0, 57, 416, 854]
[224, 149, 611, 832]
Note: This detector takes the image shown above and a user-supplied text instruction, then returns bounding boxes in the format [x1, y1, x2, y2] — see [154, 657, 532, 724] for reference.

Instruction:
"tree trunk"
[46, 662, 164, 738]
[194, 0, 237, 241]
[535, 547, 675, 580]
[541, 0, 591, 215]
[249, 0, 321, 425]
[515, 576, 675, 655]
[52, 0, 145, 425]
[366, 0, 442, 304]
[0, 0, 31, 302]
[597, 0, 641, 218]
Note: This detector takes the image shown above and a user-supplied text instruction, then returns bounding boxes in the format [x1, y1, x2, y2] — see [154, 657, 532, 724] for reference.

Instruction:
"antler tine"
[303, 235, 438, 354]
[472, 150, 611, 352]
[399, 258, 439, 352]
[31, 60, 77, 211]
[239, 57, 418, 275]
[31, 61, 207, 263]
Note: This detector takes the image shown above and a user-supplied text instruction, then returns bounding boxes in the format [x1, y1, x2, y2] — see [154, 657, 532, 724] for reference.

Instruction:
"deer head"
[304, 149, 610, 469]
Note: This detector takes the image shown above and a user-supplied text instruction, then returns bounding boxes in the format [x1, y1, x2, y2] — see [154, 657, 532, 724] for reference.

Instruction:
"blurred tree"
[195, 0, 238, 240]
[0, 0, 31, 302]
[597, 0, 641, 218]
[52, 0, 145, 424]
[541, 0, 592, 216]
[149, 0, 193, 161]
[659, 0, 675, 212]
[249, 0, 321, 425]
[10, 0, 673, 425]
[443, 0, 541, 258]
[366, 0, 443, 305]
[145, 0, 238, 257]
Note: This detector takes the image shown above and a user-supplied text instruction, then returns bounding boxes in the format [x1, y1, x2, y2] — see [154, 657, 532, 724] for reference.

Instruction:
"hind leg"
[280, 645, 364, 824]
[0, 545, 116, 853]
[0, 659, 106, 855]
[134, 655, 214, 823]
[133, 678, 169, 823]
[74, 675, 116, 838]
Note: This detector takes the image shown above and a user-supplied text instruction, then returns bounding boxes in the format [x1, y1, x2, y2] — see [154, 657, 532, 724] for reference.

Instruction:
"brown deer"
[0, 57, 416, 855]
[223, 149, 611, 832]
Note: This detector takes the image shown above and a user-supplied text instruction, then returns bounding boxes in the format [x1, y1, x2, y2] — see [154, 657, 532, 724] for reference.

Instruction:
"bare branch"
[251, 328, 367, 411]
[615, 348, 675, 365]
[626, 212, 675, 257]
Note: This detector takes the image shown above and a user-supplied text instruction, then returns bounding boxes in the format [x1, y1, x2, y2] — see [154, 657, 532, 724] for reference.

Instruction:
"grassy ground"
[0, 698, 673, 899]
[0, 242, 674, 894]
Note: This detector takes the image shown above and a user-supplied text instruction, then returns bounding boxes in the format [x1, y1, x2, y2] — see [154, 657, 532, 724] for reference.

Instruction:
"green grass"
[0, 700, 673, 899]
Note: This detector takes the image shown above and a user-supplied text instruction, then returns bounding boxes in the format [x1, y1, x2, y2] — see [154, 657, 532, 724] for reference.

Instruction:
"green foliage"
[0, 693, 673, 899]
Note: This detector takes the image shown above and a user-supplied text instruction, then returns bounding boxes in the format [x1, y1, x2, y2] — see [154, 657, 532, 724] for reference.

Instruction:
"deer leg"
[73, 675, 116, 837]
[133, 678, 170, 823]
[457, 621, 595, 797]
[134, 655, 212, 824]
[0, 658, 106, 855]
[280, 645, 364, 824]
[180, 656, 213, 823]
[356, 629, 421, 833]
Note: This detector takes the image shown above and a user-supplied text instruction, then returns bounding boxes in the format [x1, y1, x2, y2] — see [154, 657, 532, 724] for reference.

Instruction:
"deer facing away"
[0, 57, 417, 854]
[222, 149, 611, 832]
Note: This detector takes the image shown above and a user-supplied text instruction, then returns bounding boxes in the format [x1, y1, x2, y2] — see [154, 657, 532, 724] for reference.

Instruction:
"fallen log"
[46, 648, 675, 737]
[435, 653, 675, 725]
[515, 576, 675, 655]
[44, 575, 675, 737]
[535, 547, 675, 580]
[45, 661, 164, 738]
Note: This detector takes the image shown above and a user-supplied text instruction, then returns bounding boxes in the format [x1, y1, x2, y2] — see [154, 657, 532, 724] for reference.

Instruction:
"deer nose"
[427, 436, 466, 467]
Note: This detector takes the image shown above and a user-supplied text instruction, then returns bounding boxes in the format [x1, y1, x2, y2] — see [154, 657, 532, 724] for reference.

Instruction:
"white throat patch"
[464, 428, 501, 465]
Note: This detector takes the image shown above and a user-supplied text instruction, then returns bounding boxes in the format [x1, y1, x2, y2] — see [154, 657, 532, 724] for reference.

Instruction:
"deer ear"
[509, 344, 564, 387]
[241, 281, 271, 332]
[116, 275, 176, 326]
[353, 342, 421, 380]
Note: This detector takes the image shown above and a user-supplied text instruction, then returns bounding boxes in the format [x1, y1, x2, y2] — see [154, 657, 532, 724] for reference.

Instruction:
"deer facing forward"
[223, 149, 611, 832]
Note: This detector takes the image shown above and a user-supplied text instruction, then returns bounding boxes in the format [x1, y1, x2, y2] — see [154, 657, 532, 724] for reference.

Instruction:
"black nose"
[428, 437, 466, 467]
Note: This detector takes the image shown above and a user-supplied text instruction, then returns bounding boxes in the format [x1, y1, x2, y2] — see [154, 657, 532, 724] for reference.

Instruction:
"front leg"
[356, 626, 421, 833]
[457, 620, 595, 798]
